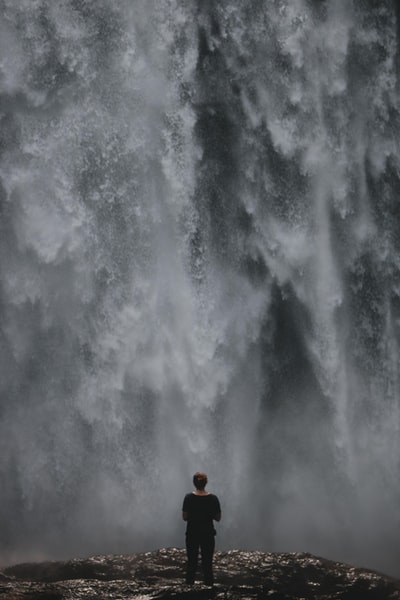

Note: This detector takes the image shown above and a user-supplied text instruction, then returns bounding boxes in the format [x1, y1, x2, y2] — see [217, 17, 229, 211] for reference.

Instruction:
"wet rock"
[1, 548, 400, 599]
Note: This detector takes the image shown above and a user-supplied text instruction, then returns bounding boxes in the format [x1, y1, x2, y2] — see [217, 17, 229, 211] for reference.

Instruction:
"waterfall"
[1, 0, 400, 576]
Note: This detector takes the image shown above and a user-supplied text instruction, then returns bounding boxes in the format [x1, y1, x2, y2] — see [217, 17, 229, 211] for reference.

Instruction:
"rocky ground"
[1, 547, 400, 599]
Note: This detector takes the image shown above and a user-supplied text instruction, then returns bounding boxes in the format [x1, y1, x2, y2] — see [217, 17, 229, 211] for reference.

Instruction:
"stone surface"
[1, 548, 400, 599]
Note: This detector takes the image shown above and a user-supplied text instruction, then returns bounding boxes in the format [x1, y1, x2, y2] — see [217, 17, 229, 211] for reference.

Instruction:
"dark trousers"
[185, 531, 215, 585]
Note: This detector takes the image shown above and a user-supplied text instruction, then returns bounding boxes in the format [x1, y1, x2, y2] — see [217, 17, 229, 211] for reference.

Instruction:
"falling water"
[1, 0, 400, 576]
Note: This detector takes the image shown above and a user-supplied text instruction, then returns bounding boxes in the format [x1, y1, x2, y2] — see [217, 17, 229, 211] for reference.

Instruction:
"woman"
[182, 472, 221, 586]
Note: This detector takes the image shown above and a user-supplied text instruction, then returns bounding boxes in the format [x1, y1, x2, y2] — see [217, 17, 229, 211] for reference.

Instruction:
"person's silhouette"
[182, 472, 221, 586]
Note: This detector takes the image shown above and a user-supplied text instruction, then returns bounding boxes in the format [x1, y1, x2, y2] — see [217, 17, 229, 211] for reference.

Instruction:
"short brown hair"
[193, 472, 208, 489]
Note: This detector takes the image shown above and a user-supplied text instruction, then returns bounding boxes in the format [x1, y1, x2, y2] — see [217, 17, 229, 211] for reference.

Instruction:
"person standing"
[182, 472, 221, 586]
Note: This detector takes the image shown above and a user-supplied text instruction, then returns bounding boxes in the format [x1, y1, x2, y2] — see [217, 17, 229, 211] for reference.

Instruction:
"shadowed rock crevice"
[1, 548, 400, 599]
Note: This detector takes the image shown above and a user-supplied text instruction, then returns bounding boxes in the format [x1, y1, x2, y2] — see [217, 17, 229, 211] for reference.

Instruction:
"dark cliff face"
[1, 548, 400, 600]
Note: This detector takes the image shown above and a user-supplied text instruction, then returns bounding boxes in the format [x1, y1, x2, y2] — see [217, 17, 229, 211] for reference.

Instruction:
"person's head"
[193, 472, 208, 490]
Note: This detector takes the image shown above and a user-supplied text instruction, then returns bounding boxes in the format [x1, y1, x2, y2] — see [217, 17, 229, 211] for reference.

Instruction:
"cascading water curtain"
[1, 0, 400, 576]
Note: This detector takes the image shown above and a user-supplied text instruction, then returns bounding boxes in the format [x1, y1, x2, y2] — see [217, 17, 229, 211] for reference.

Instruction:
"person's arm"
[182, 494, 190, 521]
[213, 495, 221, 521]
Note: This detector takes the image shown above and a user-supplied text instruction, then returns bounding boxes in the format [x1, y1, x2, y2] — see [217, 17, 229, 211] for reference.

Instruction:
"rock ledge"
[1, 548, 400, 599]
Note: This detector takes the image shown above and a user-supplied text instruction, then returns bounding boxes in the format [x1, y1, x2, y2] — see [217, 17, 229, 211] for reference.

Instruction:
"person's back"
[182, 472, 221, 586]
[183, 492, 220, 533]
